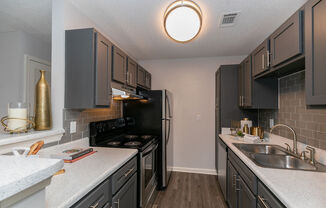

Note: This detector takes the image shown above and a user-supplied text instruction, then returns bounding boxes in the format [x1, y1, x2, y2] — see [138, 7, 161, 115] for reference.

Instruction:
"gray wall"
[259, 71, 326, 150]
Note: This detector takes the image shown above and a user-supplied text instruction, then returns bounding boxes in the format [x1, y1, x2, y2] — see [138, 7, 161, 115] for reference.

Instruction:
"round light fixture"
[164, 0, 202, 43]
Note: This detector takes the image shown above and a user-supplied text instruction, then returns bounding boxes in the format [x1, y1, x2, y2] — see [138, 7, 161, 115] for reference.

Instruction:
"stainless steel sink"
[250, 154, 317, 171]
[233, 143, 326, 172]
[233, 143, 287, 155]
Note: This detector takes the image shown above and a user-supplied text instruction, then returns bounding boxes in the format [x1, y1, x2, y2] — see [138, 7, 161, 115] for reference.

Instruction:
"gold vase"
[34, 70, 52, 130]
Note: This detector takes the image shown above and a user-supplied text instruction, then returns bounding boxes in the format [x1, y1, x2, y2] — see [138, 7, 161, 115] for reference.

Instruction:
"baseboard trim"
[171, 166, 217, 175]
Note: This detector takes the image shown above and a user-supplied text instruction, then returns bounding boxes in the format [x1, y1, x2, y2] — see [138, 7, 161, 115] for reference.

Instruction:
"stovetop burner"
[140, 135, 153, 140]
[124, 141, 142, 146]
[107, 141, 121, 146]
[125, 135, 139, 140]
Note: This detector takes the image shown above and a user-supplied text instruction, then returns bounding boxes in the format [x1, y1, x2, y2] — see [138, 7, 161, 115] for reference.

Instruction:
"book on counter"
[51, 148, 94, 161]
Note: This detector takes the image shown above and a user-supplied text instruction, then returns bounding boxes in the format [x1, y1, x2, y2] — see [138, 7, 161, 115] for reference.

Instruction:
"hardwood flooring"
[153, 172, 228, 208]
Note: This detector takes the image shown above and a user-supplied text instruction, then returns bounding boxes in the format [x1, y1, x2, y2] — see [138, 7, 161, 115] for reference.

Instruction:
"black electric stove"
[89, 118, 158, 151]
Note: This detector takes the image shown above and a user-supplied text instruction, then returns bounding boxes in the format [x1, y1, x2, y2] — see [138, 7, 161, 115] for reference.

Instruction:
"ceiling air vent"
[220, 12, 239, 27]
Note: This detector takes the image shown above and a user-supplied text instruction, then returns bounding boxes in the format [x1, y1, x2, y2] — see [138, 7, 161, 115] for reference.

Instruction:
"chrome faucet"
[270, 124, 298, 155]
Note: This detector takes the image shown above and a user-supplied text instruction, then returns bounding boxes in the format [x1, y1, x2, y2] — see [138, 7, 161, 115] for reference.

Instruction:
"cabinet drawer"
[228, 150, 257, 195]
[72, 179, 111, 208]
[258, 182, 285, 208]
[270, 10, 304, 67]
[112, 157, 137, 195]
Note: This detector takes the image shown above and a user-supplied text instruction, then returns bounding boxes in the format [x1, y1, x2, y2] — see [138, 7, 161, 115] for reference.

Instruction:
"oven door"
[141, 143, 158, 207]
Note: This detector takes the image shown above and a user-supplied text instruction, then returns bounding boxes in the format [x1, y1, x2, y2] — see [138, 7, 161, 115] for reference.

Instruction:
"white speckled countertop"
[41, 138, 138, 208]
[219, 133, 326, 208]
[0, 156, 64, 201]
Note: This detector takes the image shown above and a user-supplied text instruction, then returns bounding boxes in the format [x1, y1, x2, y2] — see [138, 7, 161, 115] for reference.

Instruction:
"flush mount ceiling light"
[164, 0, 202, 43]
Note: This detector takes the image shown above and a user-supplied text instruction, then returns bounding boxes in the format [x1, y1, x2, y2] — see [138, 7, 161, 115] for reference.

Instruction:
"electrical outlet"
[70, 121, 77, 134]
[269, 119, 274, 128]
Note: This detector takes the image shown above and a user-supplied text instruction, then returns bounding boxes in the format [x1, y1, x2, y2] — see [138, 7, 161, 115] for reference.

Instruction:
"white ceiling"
[68, 0, 307, 60]
[0, 0, 51, 43]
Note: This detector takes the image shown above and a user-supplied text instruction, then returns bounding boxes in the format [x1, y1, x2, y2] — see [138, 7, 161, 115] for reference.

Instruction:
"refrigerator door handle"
[166, 119, 171, 144]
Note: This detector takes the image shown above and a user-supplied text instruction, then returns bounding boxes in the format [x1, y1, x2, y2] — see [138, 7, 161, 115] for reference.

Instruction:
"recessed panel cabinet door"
[243, 56, 252, 107]
[112, 46, 127, 84]
[238, 62, 244, 107]
[252, 40, 270, 76]
[137, 66, 146, 87]
[127, 57, 137, 88]
[305, 0, 326, 105]
[112, 173, 137, 208]
[238, 177, 256, 208]
[227, 161, 238, 208]
[270, 10, 304, 67]
[95, 32, 112, 106]
[145, 72, 152, 89]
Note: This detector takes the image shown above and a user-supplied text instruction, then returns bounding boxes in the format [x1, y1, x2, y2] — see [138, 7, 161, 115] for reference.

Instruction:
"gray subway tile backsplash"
[60, 99, 122, 144]
[259, 71, 326, 150]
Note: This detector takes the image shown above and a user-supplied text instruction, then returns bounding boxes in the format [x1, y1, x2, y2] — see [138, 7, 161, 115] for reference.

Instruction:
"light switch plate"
[70, 121, 77, 134]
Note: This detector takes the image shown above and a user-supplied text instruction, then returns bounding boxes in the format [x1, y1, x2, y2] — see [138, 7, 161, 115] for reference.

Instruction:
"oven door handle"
[142, 144, 158, 157]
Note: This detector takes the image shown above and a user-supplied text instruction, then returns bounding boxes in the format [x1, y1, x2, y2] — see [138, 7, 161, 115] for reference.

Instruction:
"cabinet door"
[305, 0, 326, 105]
[95, 32, 112, 106]
[112, 173, 137, 208]
[270, 10, 304, 67]
[243, 56, 252, 107]
[112, 46, 127, 84]
[238, 177, 256, 208]
[145, 72, 151, 89]
[238, 62, 245, 107]
[252, 40, 269, 76]
[127, 57, 137, 88]
[137, 65, 146, 87]
[227, 161, 238, 208]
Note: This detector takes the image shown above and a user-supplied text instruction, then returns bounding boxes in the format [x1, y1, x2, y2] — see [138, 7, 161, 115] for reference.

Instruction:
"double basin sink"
[233, 143, 326, 172]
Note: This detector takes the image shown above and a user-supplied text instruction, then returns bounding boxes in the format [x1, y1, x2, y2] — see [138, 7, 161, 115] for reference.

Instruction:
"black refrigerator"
[124, 90, 173, 190]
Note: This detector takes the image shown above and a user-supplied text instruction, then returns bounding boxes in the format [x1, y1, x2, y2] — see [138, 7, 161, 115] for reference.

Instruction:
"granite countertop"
[42, 138, 138, 208]
[219, 134, 326, 208]
[0, 156, 64, 201]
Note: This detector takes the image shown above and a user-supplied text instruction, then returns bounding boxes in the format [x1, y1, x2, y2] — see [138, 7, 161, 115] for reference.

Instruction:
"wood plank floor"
[153, 172, 228, 208]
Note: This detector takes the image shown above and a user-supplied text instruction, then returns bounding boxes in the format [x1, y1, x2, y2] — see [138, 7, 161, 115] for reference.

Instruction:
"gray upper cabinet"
[137, 65, 146, 87]
[270, 10, 304, 67]
[65, 28, 112, 109]
[112, 46, 127, 84]
[305, 0, 326, 105]
[252, 40, 270, 77]
[145, 72, 152, 89]
[126, 57, 137, 88]
[243, 57, 252, 107]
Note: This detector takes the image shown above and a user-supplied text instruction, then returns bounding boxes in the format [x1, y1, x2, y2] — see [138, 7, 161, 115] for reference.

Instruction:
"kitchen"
[0, 0, 326, 207]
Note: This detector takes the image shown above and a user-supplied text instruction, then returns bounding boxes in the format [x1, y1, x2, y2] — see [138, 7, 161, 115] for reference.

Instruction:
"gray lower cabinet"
[257, 182, 285, 208]
[227, 161, 238, 208]
[252, 40, 270, 77]
[72, 179, 112, 208]
[305, 0, 326, 105]
[270, 10, 304, 67]
[112, 46, 127, 84]
[112, 173, 138, 208]
[238, 177, 256, 208]
[65, 28, 112, 109]
[127, 57, 137, 88]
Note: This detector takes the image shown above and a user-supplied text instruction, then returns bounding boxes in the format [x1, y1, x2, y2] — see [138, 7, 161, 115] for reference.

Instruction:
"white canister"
[241, 118, 252, 131]
[7, 102, 28, 131]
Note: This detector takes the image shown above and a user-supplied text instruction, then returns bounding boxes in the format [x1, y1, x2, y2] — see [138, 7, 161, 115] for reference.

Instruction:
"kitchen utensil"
[54, 169, 65, 176]
[27, 140, 44, 155]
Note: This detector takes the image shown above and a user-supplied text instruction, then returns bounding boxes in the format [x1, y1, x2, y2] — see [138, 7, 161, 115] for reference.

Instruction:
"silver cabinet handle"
[262, 54, 265, 70]
[258, 195, 270, 208]
[235, 178, 241, 191]
[232, 174, 236, 186]
[114, 199, 120, 208]
[124, 167, 134, 177]
[90, 202, 99, 208]
[239, 96, 242, 106]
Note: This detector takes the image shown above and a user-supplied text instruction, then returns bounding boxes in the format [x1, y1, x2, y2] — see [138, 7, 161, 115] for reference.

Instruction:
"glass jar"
[7, 102, 29, 132]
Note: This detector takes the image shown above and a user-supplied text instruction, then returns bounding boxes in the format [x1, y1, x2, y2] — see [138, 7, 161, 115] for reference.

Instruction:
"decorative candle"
[7, 102, 28, 131]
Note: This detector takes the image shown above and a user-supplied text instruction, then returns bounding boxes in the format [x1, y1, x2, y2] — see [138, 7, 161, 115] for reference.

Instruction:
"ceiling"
[0, 0, 52, 43]
[68, 0, 307, 60]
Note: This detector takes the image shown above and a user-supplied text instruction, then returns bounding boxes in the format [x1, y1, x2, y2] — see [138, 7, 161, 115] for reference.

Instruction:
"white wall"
[139, 56, 244, 173]
[0, 31, 51, 117]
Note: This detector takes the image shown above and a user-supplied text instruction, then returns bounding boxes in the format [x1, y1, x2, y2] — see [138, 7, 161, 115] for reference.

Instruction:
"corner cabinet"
[65, 28, 112, 109]
[305, 0, 326, 105]
[137, 65, 152, 90]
